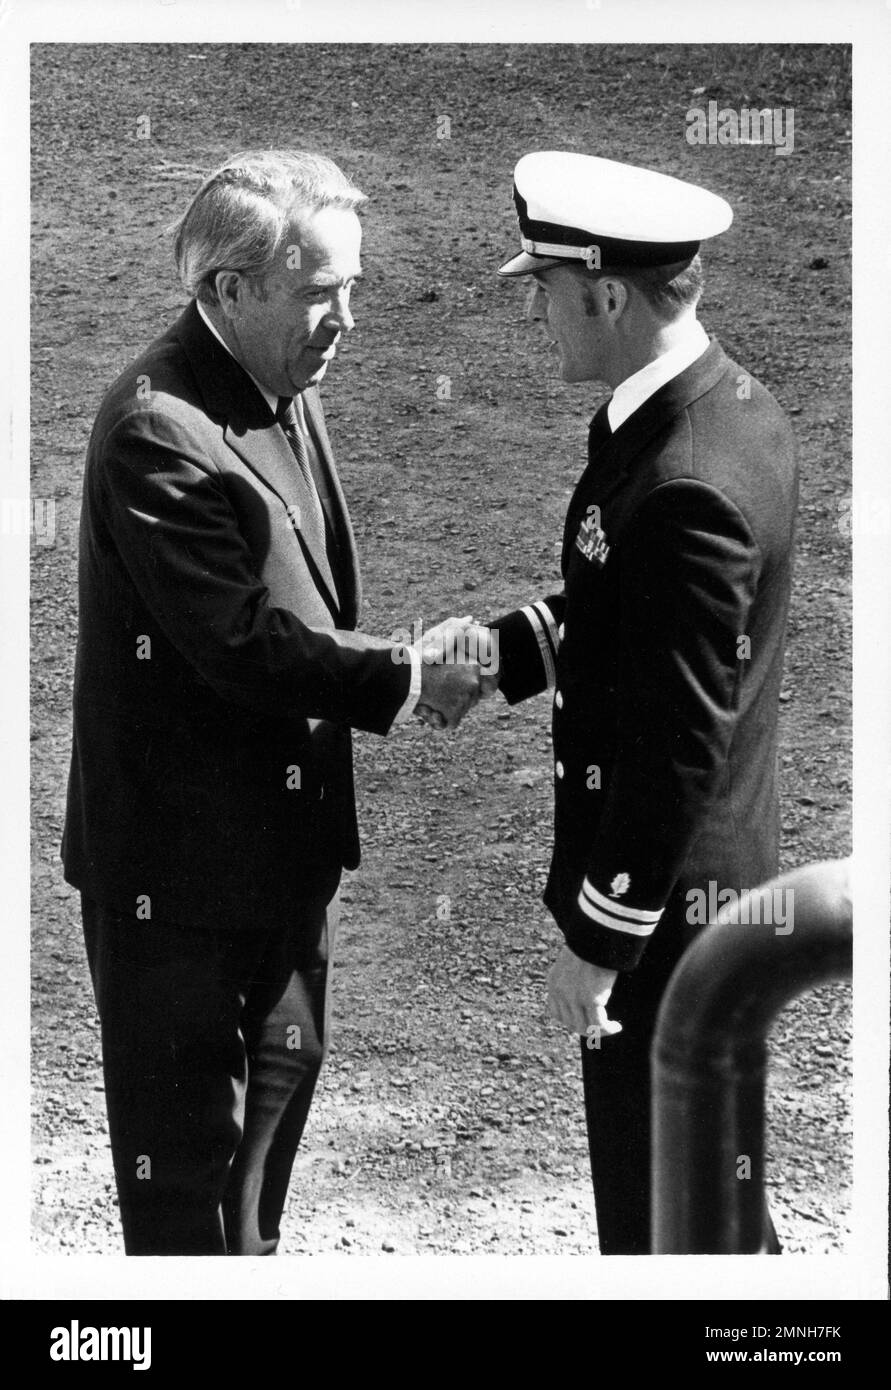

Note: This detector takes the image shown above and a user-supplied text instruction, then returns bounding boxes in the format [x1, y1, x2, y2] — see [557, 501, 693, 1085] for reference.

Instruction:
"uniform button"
[558, 624, 565, 640]
[555, 690, 563, 709]
[555, 760, 565, 779]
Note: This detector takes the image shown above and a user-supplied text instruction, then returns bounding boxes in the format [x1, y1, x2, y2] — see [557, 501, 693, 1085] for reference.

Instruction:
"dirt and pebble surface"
[30, 44, 851, 1259]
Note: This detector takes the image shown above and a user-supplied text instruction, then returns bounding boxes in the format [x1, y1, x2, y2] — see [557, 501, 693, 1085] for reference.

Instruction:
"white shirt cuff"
[390, 645, 423, 726]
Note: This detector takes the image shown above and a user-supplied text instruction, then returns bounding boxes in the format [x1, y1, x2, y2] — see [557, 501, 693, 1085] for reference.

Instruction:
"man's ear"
[596, 276, 629, 319]
[213, 270, 243, 320]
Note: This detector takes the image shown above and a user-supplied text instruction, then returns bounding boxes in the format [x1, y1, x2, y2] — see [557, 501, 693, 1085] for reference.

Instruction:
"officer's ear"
[585, 274, 628, 322]
[599, 276, 629, 319]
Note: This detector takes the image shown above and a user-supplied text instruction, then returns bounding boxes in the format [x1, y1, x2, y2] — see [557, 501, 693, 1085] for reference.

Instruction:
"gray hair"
[174, 149, 367, 305]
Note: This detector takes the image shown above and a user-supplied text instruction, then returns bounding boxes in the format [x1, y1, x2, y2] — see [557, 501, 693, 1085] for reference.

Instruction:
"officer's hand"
[417, 614, 474, 662]
[547, 945, 622, 1038]
[417, 618, 500, 696]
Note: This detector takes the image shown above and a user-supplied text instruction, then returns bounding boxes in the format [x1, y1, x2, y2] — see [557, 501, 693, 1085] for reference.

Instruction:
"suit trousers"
[81, 883, 340, 1255]
[578, 901, 781, 1255]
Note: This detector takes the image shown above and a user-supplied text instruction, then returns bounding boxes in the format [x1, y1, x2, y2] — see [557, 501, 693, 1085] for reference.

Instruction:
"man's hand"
[547, 944, 622, 1038]
[414, 615, 500, 731]
[417, 659, 485, 731]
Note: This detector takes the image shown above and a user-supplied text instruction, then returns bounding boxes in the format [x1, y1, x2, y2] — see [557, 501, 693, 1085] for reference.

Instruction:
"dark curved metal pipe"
[651, 858, 852, 1254]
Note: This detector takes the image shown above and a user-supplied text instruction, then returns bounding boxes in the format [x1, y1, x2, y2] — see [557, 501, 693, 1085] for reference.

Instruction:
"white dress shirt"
[607, 318, 710, 433]
[194, 300, 422, 724]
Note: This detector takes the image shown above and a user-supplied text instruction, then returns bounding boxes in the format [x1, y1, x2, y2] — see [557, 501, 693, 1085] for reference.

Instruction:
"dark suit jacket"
[491, 339, 799, 971]
[62, 301, 412, 931]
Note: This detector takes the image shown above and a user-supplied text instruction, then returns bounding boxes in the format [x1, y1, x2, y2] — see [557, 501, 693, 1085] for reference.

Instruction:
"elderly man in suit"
[61, 149, 485, 1255]
[477, 153, 798, 1253]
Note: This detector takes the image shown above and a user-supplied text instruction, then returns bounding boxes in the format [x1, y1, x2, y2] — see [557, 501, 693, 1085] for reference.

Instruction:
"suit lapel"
[224, 419, 343, 621]
[302, 389, 361, 628]
[562, 339, 731, 570]
[175, 302, 343, 621]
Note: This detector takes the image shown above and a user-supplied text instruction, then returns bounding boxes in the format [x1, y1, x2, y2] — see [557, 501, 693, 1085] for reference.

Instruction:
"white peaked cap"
[499, 151, 733, 277]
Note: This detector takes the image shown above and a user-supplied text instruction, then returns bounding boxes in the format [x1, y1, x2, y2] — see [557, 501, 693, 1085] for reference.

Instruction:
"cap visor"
[497, 250, 566, 278]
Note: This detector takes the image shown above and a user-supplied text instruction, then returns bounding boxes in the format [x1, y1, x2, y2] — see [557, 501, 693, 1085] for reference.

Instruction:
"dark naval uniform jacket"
[491, 338, 798, 973]
[62, 301, 413, 932]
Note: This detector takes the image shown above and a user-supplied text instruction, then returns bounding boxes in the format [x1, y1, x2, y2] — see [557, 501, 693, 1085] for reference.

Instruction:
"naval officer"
[485, 152, 798, 1253]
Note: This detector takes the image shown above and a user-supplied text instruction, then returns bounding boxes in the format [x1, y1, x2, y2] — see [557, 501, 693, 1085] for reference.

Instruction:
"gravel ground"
[30, 42, 851, 1258]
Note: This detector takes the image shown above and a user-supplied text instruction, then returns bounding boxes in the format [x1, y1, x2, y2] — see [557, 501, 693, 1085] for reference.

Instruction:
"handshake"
[411, 615, 500, 732]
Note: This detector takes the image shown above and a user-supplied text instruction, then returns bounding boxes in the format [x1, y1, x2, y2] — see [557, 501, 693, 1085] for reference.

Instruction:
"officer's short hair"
[174, 149, 367, 306]
[579, 255, 704, 322]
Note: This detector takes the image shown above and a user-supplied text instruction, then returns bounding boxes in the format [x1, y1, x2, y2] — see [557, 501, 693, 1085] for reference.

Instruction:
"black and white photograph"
[3, 0, 889, 1325]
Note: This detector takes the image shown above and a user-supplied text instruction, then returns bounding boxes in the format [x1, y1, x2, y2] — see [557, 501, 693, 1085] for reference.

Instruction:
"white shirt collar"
[195, 300, 280, 416]
[606, 319, 710, 433]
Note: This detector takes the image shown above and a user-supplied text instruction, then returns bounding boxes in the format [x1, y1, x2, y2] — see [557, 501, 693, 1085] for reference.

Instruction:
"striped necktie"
[276, 396, 328, 554]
